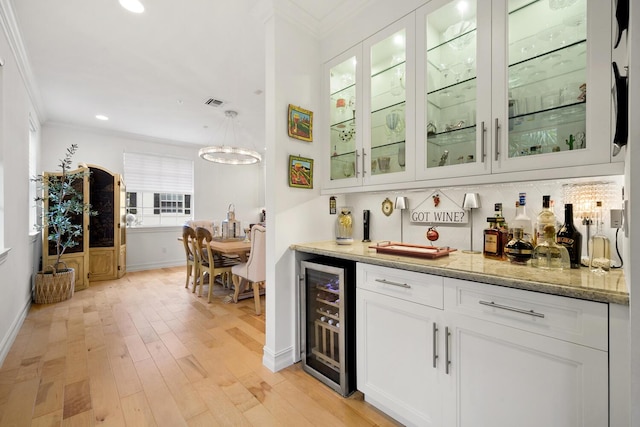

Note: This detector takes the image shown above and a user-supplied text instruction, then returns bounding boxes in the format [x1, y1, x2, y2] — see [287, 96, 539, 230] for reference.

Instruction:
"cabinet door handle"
[362, 148, 367, 177]
[355, 150, 360, 177]
[432, 322, 439, 368]
[480, 121, 486, 163]
[374, 278, 411, 289]
[445, 326, 451, 374]
[479, 300, 545, 318]
[494, 118, 500, 161]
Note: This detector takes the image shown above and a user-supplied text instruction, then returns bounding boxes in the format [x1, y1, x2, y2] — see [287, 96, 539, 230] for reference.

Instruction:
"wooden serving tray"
[369, 242, 456, 259]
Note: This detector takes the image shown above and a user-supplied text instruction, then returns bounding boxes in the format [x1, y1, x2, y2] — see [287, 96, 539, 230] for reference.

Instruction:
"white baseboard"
[126, 260, 183, 272]
[0, 299, 31, 367]
[262, 344, 296, 372]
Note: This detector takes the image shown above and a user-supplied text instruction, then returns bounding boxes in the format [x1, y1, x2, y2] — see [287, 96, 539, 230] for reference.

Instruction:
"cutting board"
[369, 242, 456, 259]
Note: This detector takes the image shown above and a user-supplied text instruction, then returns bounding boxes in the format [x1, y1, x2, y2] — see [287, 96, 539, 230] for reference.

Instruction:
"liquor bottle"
[535, 195, 556, 245]
[531, 224, 570, 270]
[483, 217, 508, 260]
[589, 201, 611, 273]
[511, 193, 533, 244]
[556, 203, 582, 269]
[504, 228, 534, 265]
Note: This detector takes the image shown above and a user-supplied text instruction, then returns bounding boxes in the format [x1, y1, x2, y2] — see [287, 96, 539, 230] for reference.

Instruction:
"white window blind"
[124, 152, 193, 194]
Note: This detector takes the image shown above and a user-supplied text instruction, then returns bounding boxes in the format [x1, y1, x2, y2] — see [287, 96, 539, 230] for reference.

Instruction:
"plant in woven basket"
[33, 144, 97, 270]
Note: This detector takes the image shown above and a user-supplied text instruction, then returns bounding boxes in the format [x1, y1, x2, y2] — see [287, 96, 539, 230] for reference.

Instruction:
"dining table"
[208, 238, 252, 262]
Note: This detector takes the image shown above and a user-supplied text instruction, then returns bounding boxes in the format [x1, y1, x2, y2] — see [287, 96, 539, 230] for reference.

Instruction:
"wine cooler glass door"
[301, 261, 347, 394]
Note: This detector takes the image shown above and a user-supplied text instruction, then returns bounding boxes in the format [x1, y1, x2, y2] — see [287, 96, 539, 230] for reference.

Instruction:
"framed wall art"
[288, 104, 313, 142]
[288, 155, 314, 189]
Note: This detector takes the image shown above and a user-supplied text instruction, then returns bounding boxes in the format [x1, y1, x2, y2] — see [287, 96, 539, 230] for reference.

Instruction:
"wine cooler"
[300, 257, 356, 396]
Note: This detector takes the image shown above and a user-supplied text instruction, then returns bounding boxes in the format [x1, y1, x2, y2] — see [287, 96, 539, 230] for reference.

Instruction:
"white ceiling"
[9, 0, 365, 151]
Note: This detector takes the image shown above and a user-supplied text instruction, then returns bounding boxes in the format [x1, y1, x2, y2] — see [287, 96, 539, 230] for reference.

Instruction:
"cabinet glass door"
[329, 55, 358, 183]
[507, 0, 587, 159]
[369, 28, 407, 177]
[425, 0, 479, 169]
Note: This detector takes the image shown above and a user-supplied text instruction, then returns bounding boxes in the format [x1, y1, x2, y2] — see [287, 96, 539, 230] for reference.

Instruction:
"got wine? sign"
[410, 190, 468, 224]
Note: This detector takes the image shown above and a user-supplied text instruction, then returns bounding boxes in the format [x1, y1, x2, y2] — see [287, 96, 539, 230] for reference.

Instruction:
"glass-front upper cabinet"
[492, 0, 612, 173]
[416, 0, 492, 180]
[325, 46, 363, 189]
[416, 0, 612, 180]
[362, 15, 415, 185]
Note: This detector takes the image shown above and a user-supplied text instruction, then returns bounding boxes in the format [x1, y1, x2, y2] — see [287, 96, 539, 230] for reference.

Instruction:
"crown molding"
[0, 0, 46, 123]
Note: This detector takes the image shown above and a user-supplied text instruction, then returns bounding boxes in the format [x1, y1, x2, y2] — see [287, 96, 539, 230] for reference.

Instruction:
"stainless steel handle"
[432, 322, 439, 368]
[494, 118, 500, 161]
[362, 148, 367, 177]
[445, 326, 451, 374]
[355, 150, 360, 177]
[479, 300, 545, 318]
[374, 278, 411, 289]
[480, 121, 486, 163]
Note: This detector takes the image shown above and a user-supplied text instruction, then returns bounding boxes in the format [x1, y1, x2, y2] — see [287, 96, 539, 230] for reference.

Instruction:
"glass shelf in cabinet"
[509, 37, 586, 70]
[428, 124, 476, 145]
[371, 139, 406, 152]
[371, 59, 406, 79]
[371, 100, 405, 116]
[510, 100, 585, 124]
[330, 83, 356, 98]
[331, 117, 356, 130]
[427, 78, 477, 107]
[427, 26, 477, 53]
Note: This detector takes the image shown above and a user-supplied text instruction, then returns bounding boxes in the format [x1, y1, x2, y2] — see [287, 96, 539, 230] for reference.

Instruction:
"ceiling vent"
[204, 98, 224, 107]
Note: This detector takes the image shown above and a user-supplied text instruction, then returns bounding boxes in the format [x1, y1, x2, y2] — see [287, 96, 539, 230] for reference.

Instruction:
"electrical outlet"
[610, 209, 623, 228]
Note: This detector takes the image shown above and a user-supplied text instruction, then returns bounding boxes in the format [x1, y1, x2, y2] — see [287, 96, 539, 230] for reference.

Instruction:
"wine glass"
[243, 228, 251, 242]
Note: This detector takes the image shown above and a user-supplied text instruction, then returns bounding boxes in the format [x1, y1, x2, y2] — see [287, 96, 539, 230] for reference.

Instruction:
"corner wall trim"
[262, 344, 295, 372]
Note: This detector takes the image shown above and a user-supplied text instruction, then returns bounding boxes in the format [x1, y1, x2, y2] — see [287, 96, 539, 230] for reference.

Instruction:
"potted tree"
[33, 144, 96, 303]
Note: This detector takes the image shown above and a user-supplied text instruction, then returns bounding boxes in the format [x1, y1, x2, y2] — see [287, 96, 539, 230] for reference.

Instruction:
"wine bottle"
[556, 203, 582, 269]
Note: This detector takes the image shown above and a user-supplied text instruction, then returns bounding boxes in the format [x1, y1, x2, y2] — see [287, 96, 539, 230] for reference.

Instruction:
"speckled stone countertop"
[291, 241, 629, 305]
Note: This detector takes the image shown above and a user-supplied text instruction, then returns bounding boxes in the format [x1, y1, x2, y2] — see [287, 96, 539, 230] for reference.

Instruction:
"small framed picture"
[288, 155, 314, 189]
[288, 104, 313, 142]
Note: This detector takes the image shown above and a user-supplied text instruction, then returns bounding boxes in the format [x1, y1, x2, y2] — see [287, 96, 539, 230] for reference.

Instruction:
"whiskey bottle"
[504, 228, 534, 265]
[556, 203, 582, 269]
[535, 195, 556, 245]
[532, 224, 571, 270]
[483, 217, 508, 260]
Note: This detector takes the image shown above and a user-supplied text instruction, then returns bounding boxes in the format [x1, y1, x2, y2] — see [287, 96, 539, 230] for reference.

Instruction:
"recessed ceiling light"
[95, 114, 109, 121]
[119, 0, 144, 14]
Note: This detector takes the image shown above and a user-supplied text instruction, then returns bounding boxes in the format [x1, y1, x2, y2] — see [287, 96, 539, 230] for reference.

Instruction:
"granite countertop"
[291, 240, 629, 305]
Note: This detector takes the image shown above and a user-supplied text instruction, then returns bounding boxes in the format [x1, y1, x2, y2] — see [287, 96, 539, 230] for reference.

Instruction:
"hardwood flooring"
[0, 267, 400, 426]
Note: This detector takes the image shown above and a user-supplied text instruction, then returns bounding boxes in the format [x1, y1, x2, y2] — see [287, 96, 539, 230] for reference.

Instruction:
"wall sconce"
[462, 193, 481, 254]
[395, 196, 408, 243]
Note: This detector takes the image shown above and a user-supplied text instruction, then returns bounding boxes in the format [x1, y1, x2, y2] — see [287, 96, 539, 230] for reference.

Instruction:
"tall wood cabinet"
[42, 164, 126, 290]
[88, 165, 126, 281]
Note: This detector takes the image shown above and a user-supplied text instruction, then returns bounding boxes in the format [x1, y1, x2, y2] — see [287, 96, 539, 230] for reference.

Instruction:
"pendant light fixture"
[199, 110, 262, 165]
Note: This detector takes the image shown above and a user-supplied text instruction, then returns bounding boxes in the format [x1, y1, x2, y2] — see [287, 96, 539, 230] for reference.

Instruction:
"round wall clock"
[382, 198, 394, 216]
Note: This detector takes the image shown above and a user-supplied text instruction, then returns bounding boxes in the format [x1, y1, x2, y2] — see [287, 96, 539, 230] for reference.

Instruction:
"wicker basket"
[34, 263, 75, 304]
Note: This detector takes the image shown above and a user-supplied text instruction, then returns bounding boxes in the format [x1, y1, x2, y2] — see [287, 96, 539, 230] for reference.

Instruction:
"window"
[123, 152, 194, 226]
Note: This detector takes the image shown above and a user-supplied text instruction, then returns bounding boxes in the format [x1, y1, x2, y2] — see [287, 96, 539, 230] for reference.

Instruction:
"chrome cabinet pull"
[480, 121, 486, 163]
[362, 148, 367, 177]
[374, 278, 411, 289]
[433, 322, 439, 368]
[479, 300, 545, 318]
[494, 118, 500, 161]
[445, 326, 451, 374]
[354, 150, 360, 177]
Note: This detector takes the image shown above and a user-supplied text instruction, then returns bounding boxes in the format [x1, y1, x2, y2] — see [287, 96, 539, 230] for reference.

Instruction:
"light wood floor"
[0, 267, 400, 426]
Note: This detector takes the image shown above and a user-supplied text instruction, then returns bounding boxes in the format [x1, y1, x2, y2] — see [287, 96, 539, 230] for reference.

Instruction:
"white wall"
[0, 22, 41, 364]
[40, 124, 265, 271]
[263, 9, 335, 370]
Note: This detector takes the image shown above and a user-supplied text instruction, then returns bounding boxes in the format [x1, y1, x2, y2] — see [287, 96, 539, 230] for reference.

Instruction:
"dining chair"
[231, 224, 266, 315]
[195, 226, 241, 302]
[182, 225, 198, 289]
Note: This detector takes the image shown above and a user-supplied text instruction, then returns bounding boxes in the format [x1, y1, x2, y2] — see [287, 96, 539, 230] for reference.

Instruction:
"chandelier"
[199, 110, 262, 165]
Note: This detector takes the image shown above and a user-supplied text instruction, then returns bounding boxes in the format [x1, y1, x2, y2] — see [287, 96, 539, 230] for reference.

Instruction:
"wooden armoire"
[42, 164, 126, 290]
